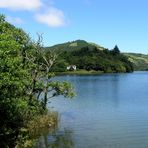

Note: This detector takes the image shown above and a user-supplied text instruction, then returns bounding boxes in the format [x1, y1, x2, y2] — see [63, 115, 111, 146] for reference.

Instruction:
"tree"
[0, 14, 33, 147]
[24, 34, 75, 110]
[51, 59, 68, 72]
[111, 45, 120, 55]
[0, 15, 75, 147]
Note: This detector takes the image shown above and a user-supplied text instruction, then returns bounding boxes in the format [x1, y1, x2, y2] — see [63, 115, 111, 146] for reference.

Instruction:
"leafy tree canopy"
[0, 14, 74, 147]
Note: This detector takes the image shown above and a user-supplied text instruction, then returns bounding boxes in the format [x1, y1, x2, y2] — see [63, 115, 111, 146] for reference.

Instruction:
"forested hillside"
[46, 41, 134, 73]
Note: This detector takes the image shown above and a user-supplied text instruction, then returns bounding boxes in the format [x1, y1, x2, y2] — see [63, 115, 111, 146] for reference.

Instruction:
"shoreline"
[55, 70, 104, 75]
[54, 70, 130, 76]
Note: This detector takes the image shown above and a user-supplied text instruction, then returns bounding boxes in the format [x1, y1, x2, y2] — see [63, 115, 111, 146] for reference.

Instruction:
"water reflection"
[35, 128, 74, 148]
[47, 72, 148, 148]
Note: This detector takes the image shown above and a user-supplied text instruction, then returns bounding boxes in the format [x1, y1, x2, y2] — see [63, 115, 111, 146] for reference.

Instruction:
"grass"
[16, 112, 59, 148]
[55, 69, 104, 75]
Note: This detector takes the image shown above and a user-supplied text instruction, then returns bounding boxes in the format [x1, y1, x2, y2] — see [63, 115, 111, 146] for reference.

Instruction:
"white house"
[67, 65, 77, 71]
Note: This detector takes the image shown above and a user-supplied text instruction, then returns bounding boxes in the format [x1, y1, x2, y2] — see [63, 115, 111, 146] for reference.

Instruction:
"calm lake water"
[36, 71, 148, 148]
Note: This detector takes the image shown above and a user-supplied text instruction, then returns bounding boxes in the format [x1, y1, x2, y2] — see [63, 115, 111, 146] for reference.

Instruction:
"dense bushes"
[0, 15, 74, 147]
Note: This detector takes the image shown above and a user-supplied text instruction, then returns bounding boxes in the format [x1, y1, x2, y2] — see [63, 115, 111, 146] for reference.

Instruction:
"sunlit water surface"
[36, 71, 148, 148]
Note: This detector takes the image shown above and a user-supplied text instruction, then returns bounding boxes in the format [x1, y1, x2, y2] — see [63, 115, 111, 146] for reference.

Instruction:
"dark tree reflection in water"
[35, 129, 74, 148]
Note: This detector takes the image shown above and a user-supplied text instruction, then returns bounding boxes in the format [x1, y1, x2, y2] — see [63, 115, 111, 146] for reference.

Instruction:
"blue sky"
[0, 0, 148, 53]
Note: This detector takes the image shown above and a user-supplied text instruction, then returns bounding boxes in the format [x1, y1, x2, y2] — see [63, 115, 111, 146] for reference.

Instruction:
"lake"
[36, 71, 148, 148]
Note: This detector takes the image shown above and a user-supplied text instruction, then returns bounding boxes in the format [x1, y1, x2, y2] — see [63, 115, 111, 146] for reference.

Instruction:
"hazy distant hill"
[124, 53, 148, 71]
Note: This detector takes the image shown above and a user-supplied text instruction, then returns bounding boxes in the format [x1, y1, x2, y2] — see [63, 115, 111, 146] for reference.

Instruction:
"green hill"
[123, 53, 148, 71]
[46, 40, 134, 73]
[46, 40, 105, 51]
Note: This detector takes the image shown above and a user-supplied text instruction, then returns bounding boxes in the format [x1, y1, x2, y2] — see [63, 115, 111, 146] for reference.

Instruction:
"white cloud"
[35, 7, 67, 27]
[0, 0, 69, 28]
[0, 0, 42, 10]
[6, 16, 24, 24]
